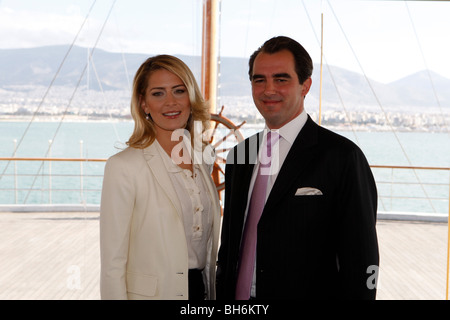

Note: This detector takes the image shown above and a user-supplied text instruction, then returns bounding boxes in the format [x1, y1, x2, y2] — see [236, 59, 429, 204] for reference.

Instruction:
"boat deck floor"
[0, 212, 448, 300]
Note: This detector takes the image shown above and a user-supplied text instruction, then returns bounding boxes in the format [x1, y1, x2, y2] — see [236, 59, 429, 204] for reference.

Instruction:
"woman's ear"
[139, 95, 147, 113]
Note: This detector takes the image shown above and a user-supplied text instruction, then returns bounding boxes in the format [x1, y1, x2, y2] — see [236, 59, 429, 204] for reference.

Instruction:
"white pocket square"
[295, 187, 323, 196]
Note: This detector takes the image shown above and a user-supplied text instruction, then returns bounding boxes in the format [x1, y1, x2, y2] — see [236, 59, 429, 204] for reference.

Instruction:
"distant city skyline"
[1, 44, 449, 134]
[1, 0, 450, 83]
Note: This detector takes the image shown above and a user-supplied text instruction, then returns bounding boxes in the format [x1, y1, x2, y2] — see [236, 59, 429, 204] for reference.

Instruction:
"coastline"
[1, 114, 448, 133]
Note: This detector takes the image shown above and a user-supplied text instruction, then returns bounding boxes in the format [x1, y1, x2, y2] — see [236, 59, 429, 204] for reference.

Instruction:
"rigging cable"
[107, 8, 132, 145]
[243, 0, 253, 58]
[112, 10, 132, 93]
[300, 0, 362, 148]
[405, 1, 450, 300]
[85, 48, 122, 142]
[23, 0, 118, 204]
[0, 0, 98, 184]
[216, 0, 223, 113]
[405, 2, 449, 135]
[326, 0, 437, 213]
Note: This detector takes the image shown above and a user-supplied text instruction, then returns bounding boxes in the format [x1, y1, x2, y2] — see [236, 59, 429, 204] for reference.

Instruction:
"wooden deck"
[0, 211, 448, 300]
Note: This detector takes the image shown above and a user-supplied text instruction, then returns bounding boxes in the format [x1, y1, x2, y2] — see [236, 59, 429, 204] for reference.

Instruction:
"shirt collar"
[156, 138, 199, 174]
[264, 110, 307, 145]
[155, 140, 180, 173]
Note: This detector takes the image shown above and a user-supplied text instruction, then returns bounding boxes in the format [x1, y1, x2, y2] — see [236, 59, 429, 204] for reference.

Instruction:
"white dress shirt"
[245, 110, 308, 297]
[157, 140, 213, 270]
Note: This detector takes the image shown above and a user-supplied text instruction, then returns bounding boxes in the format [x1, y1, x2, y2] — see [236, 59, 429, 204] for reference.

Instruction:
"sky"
[0, 0, 450, 84]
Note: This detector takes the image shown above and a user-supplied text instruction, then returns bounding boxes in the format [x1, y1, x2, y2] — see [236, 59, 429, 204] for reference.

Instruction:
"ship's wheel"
[209, 106, 245, 194]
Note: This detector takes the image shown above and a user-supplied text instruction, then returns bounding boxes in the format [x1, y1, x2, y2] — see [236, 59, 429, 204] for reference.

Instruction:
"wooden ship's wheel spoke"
[209, 106, 245, 194]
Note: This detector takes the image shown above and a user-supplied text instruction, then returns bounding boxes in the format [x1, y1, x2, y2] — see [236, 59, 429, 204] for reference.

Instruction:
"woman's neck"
[156, 130, 193, 172]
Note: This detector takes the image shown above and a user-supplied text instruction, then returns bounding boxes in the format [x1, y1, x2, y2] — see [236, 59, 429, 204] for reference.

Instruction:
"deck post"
[446, 174, 450, 300]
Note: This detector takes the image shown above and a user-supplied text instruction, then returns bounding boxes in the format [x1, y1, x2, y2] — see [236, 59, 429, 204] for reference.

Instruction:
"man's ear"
[301, 77, 312, 97]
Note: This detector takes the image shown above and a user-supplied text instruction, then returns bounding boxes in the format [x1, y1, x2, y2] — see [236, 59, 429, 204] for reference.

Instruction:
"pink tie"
[235, 131, 279, 300]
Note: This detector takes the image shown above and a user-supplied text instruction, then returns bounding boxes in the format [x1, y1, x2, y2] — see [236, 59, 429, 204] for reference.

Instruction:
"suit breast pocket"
[288, 194, 330, 224]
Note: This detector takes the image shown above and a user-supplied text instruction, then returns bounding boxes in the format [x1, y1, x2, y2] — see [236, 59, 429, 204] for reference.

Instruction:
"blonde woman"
[100, 55, 221, 300]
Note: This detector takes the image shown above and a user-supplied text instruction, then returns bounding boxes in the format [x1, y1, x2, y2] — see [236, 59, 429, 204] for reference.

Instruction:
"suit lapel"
[239, 130, 262, 207]
[263, 116, 319, 213]
[142, 143, 183, 219]
[226, 132, 262, 237]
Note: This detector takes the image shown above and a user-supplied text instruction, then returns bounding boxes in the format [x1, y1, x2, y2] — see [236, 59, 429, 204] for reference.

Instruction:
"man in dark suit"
[216, 36, 379, 300]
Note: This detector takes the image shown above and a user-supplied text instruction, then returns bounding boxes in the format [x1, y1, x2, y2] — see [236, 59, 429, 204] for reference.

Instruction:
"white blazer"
[100, 143, 221, 300]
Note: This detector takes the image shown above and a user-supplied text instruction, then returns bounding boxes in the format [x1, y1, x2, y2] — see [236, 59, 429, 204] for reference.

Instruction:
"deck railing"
[0, 157, 105, 206]
[371, 164, 450, 219]
[1, 158, 449, 214]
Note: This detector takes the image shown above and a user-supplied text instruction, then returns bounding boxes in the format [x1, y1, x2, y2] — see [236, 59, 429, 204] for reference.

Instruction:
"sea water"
[0, 121, 449, 214]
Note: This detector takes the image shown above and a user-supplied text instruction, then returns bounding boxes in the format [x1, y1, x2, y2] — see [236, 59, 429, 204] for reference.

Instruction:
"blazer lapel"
[264, 116, 319, 213]
[142, 143, 183, 219]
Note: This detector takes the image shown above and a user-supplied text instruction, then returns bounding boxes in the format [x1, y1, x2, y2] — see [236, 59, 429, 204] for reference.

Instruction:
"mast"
[201, 0, 219, 113]
[319, 10, 324, 125]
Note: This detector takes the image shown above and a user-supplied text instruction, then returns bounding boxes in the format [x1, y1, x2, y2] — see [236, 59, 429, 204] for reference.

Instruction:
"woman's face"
[141, 68, 191, 136]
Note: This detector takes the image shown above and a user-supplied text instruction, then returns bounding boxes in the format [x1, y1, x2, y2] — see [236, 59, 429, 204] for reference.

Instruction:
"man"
[216, 36, 379, 299]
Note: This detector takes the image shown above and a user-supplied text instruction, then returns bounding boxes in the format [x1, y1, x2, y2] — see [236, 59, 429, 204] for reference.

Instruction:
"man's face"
[251, 49, 312, 129]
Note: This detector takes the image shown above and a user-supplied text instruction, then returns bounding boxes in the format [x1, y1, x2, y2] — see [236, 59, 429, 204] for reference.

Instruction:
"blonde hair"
[126, 55, 211, 149]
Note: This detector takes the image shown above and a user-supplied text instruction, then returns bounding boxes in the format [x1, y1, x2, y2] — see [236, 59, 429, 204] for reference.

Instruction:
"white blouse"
[156, 140, 213, 270]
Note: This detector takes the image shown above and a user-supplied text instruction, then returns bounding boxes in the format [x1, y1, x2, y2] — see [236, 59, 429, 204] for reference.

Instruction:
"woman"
[100, 55, 221, 300]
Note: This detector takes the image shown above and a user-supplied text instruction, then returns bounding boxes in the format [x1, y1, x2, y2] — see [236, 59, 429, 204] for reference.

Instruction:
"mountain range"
[1, 45, 449, 112]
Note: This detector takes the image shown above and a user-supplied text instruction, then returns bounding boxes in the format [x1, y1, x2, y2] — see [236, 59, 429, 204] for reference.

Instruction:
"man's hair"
[248, 36, 313, 84]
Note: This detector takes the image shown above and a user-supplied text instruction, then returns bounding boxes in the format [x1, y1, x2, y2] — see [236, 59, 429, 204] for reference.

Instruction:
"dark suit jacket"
[216, 115, 379, 300]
